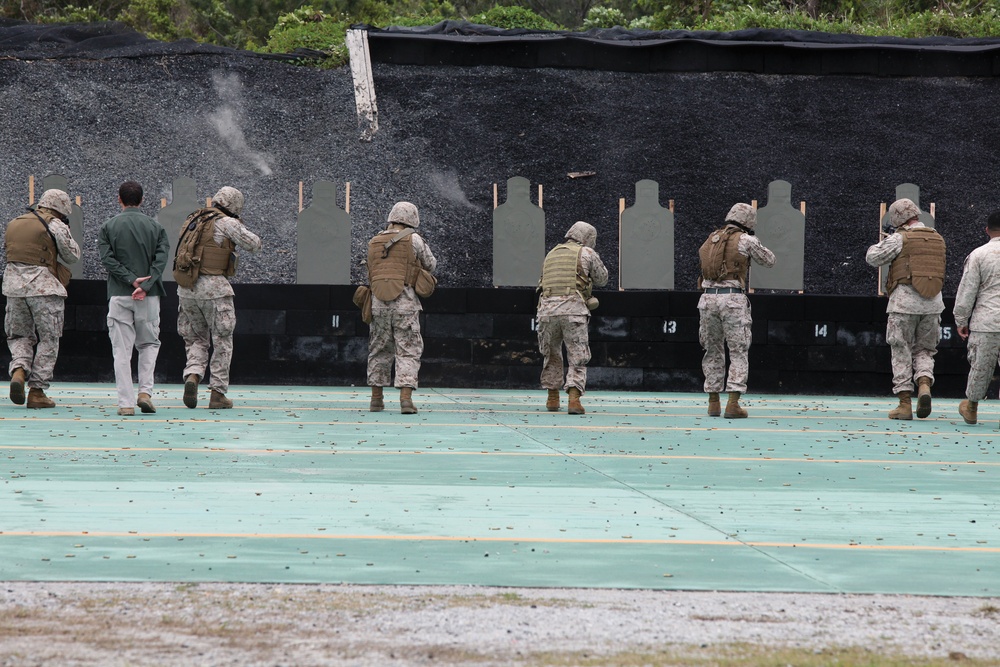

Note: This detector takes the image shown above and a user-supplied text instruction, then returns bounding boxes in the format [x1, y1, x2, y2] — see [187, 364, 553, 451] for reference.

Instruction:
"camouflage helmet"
[565, 221, 597, 249]
[212, 186, 244, 217]
[388, 201, 420, 229]
[888, 198, 920, 228]
[37, 189, 72, 220]
[725, 203, 756, 230]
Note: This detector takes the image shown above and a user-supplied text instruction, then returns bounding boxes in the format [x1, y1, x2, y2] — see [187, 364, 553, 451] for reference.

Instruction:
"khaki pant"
[107, 296, 161, 409]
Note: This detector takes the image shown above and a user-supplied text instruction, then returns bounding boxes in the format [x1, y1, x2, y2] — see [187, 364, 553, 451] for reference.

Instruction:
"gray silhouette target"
[42, 174, 84, 280]
[493, 176, 544, 287]
[620, 180, 674, 289]
[750, 180, 805, 291]
[157, 177, 199, 283]
[297, 180, 351, 285]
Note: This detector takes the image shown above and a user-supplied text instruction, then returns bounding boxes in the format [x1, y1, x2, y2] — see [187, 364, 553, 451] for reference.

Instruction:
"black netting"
[369, 20, 1000, 49]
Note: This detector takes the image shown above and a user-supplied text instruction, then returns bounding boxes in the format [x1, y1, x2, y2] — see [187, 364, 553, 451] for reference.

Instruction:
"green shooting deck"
[1, 385, 996, 596]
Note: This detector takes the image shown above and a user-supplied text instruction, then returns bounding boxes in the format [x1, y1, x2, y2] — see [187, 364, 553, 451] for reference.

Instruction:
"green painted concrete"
[1, 386, 997, 595]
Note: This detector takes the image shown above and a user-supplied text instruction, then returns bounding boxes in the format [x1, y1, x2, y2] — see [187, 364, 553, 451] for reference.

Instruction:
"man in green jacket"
[98, 181, 170, 416]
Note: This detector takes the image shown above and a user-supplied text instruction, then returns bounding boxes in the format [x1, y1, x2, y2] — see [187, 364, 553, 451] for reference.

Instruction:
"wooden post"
[28, 175, 34, 205]
[161, 198, 167, 208]
[798, 200, 807, 294]
[75, 196, 81, 207]
[206, 197, 212, 207]
[877, 202, 887, 296]
[930, 202, 936, 220]
[618, 198, 626, 291]
[298, 181, 304, 213]
[669, 199, 675, 214]
[345, 182, 351, 214]
[493, 183, 498, 210]
[747, 198, 758, 293]
[538, 184, 543, 210]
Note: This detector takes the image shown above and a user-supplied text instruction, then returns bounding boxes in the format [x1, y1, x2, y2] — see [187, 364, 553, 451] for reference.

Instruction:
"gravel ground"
[1, 583, 999, 665]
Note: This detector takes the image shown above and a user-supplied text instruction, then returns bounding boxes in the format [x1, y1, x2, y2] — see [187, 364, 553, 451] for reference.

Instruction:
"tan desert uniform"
[366, 202, 436, 414]
[537, 221, 608, 414]
[865, 198, 945, 419]
[176, 187, 261, 408]
[3, 190, 80, 407]
[698, 203, 775, 418]
[953, 235, 1000, 417]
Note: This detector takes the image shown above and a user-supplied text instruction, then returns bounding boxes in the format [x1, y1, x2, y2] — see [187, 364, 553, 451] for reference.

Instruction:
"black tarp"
[4, 19, 1000, 75]
[364, 22, 1000, 75]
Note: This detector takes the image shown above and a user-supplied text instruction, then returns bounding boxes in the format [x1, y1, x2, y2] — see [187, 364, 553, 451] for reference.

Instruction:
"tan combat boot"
[724, 392, 747, 419]
[400, 387, 418, 415]
[137, 392, 156, 414]
[9, 367, 26, 405]
[708, 392, 721, 417]
[546, 389, 560, 412]
[26, 388, 55, 409]
[959, 399, 978, 425]
[209, 389, 233, 409]
[370, 386, 385, 412]
[567, 387, 585, 415]
[183, 374, 200, 409]
[889, 391, 912, 420]
[915, 377, 932, 419]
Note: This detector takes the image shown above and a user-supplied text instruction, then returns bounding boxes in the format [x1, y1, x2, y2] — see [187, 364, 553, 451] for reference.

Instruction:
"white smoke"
[208, 72, 274, 176]
[428, 168, 480, 211]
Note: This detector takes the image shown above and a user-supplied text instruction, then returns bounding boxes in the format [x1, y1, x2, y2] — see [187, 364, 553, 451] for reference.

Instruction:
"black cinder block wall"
[3, 280, 981, 399]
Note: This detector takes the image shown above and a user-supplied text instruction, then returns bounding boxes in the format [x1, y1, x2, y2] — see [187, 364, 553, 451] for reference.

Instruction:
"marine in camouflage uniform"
[175, 186, 262, 409]
[536, 221, 609, 415]
[366, 201, 437, 415]
[865, 198, 946, 420]
[952, 211, 1000, 426]
[3, 189, 81, 408]
[698, 203, 776, 419]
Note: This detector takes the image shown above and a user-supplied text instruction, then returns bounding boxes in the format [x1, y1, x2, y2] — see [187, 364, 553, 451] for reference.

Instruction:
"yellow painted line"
[1, 443, 997, 466]
[0, 530, 995, 553]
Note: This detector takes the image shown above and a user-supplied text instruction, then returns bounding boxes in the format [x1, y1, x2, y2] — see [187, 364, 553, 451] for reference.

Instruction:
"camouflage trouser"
[699, 294, 752, 393]
[5, 295, 65, 390]
[178, 296, 236, 394]
[367, 311, 422, 388]
[537, 315, 590, 393]
[964, 331, 1000, 402]
[886, 312, 940, 395]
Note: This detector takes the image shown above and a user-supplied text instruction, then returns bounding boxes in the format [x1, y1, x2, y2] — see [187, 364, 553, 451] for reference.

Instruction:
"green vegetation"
[6, 0, 1000, 65]
[469, 4, 561, 29]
